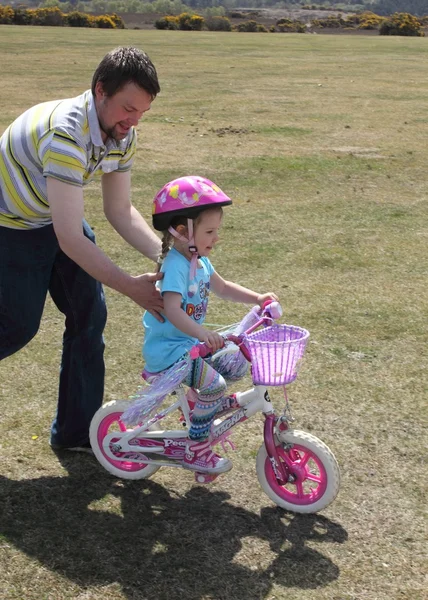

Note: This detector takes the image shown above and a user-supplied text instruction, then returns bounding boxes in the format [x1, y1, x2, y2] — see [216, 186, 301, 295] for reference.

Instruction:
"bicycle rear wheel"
[90, 400, 161, 480]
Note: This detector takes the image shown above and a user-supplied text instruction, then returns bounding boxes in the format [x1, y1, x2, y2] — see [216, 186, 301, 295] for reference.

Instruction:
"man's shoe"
[50, 442, 93, 455]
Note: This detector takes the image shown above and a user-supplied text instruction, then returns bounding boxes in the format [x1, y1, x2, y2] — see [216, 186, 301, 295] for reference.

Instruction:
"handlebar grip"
[263, 301, 283, 320]
[190, 338, 225, 359]
[197, 343, 213, 359]
[190, 335, 252, 363]
[261, 299, 273, 310]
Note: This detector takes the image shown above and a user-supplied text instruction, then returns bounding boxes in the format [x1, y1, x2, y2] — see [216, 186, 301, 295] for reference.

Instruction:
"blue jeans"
[0, 221, 107, 447]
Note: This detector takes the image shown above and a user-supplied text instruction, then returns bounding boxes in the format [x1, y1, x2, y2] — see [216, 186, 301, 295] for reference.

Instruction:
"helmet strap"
[168, 219, 199, 280]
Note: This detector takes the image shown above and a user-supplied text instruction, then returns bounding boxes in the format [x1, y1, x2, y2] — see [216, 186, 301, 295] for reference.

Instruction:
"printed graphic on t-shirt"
[186, 281, 210, 321]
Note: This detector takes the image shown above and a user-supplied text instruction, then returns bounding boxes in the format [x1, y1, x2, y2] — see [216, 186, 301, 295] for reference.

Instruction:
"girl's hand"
[198, 329, 224, 353]
[257, 292, 279, 307]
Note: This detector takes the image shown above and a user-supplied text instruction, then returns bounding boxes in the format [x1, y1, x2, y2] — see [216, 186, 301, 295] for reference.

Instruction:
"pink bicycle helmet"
[152, 175, 232, 231]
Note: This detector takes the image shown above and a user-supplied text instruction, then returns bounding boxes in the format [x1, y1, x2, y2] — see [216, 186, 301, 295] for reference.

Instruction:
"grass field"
[0, 25, 427, 600]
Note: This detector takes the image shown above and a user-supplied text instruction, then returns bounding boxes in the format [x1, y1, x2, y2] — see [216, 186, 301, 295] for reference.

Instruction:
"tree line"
[371, 0, 427, 16]
[19, 0, 428, 17]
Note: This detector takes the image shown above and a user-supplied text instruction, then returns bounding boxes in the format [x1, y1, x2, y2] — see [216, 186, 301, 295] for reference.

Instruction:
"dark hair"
[153, 200, 231, 231]
[91, 46, 160, 99]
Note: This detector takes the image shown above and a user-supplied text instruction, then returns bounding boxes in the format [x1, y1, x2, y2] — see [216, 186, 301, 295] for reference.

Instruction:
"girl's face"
[194, 209, 222, 257]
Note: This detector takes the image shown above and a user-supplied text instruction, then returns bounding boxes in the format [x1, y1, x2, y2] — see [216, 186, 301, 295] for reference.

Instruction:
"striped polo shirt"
[0, 90, 136, 229]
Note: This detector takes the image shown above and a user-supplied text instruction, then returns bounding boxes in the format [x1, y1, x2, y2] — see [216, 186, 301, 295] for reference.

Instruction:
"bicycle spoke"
[297, 452, 311, 468]
[289, 449, 301, 462]
[305, 473, 321, 484]
[295, 480, 305, 498]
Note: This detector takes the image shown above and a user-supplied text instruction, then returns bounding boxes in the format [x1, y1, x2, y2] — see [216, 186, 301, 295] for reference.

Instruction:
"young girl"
[143, 176, 278, 474]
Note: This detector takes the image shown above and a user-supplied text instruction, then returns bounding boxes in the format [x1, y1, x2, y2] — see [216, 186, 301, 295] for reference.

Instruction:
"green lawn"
[0, 25, 427, 600]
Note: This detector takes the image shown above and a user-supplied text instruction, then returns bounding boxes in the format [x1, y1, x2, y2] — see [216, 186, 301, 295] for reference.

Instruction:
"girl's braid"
[156, 230, 173, 273]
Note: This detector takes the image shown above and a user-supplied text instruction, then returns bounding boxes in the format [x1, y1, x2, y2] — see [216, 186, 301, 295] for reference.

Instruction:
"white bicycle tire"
[256, 429, 340, 514]
[90, 400, 161, 480]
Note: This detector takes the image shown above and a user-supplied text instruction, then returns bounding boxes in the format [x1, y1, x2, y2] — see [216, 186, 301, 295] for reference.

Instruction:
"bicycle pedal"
[194, 472, 220, 484]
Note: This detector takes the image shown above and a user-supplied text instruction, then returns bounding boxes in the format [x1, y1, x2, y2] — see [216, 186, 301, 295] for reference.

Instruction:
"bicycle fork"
[263, 392, 292, 486]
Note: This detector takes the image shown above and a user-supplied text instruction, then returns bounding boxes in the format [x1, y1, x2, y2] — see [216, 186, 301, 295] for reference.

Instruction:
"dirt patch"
[118, 12, 163, 29]
[209, 126, 251, 137]
[330, 146, 387, 159]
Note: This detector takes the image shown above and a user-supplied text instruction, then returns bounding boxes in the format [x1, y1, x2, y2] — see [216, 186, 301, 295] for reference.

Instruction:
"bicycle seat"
[141, 369, 162, 384]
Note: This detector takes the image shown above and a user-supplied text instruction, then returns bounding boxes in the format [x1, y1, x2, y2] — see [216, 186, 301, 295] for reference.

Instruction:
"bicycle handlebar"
[194, 333, 250, 361]
[191, 301, 282, 360]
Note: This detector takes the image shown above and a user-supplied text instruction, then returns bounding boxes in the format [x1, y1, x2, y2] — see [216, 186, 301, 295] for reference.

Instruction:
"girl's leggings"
[184, 348, 248, 441]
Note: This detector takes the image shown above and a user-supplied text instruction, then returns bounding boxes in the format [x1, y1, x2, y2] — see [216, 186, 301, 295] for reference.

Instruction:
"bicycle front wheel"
[256, 429, 340, 513]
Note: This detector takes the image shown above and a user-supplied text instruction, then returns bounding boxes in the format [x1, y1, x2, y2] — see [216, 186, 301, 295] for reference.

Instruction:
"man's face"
[94, 81, 152, 142]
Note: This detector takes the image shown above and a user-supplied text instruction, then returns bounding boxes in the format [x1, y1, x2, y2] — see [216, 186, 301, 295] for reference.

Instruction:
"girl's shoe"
[182, 439, 232, 474]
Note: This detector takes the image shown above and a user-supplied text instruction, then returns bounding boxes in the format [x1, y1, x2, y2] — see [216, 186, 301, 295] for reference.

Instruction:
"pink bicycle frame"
[196, 301, 292, 486]
[263, 413, 290, 486]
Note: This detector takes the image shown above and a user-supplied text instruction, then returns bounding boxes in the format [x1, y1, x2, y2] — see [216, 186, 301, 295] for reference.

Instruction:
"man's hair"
[91, 46, 160, 99]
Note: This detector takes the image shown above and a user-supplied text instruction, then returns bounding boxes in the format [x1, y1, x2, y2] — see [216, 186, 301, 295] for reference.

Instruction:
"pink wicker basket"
[243, 324, 309, 386]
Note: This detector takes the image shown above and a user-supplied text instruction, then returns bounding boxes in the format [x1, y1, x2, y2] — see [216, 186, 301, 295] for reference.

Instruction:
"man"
[0, 47, 164, 452]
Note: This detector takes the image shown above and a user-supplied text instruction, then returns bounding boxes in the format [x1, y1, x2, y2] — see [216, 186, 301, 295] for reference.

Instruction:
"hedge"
[0, 6, 124, 28]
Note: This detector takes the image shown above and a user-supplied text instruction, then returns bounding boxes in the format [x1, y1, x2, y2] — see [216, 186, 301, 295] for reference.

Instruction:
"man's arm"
[47, 177, 163, 318]
[102, 170, 161, 263]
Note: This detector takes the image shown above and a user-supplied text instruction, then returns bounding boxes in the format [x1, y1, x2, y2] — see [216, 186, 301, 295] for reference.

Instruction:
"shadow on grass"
[0, 455, 347, 599]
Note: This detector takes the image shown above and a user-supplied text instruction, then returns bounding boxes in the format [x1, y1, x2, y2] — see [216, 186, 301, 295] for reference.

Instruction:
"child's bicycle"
[89, 302, 340, 514]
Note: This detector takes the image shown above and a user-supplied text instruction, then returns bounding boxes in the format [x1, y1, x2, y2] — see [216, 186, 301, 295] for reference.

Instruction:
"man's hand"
[127, 272, 164, 321]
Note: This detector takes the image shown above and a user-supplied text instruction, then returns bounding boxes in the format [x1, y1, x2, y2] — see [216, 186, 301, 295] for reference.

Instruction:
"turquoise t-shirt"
[143, 248, 215, 373]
